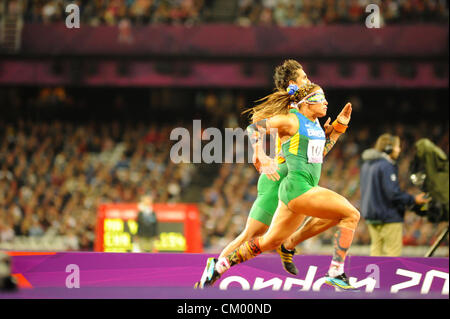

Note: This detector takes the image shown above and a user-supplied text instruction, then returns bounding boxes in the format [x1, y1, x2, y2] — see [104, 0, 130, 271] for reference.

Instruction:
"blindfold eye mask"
[300, 90, 327, 104]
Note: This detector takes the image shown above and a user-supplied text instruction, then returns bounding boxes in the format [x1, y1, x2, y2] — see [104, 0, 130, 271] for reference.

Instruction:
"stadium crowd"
[1, 0, 448, 26]
[236, 0, 449, 26]
[4, 0, 209, 25]
[0, 89, 197, 249]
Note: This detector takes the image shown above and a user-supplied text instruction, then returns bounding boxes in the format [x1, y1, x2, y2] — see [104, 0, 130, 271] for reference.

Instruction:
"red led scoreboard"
[95, 203, 203, 253]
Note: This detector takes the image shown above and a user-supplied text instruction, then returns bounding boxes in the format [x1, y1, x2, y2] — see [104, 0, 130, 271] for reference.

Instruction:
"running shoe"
[194, 257, 221, 289]
[276, 244, 298, 275]
[325, 272, 359, 291]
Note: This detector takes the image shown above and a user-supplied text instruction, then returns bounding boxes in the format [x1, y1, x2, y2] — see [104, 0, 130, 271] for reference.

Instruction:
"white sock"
[215, 257, 230, 274]
[328, 261, 344, 277]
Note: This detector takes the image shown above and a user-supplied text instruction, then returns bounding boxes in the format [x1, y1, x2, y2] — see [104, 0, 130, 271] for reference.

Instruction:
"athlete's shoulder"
[296, 115, 325, 139]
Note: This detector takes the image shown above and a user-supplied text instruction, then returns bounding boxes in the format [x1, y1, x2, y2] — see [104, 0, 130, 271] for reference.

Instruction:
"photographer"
[360, 133, 431, 256]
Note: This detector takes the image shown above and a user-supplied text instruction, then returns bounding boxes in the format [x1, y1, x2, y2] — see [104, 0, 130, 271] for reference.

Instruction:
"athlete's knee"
[351, 209, 360, 223]
[241, 232, 255, 242]
[340, 207, 360, 229]
[243, 226, 267, 241]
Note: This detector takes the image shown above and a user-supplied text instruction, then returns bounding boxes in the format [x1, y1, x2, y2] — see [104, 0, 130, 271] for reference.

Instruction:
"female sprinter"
[199, 82, 359, 291]
[195, 60, 344, 288]
[195, 61, 310, 289]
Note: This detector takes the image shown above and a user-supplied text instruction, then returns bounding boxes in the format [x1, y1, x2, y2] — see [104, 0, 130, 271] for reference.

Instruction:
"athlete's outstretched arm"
[247, 114, 297, 139]
[323, 103, 352, 157]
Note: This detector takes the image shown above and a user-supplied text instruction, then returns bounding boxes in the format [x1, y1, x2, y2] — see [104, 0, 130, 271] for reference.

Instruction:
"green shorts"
[279, 170, 318, 206]
[248, 162, 288, 226]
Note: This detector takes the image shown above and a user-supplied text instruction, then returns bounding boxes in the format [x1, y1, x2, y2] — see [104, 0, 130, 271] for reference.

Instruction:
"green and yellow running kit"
[279, 112, 325, 205]
[249, 161, 288, 225]
[248, 108, 298, 225]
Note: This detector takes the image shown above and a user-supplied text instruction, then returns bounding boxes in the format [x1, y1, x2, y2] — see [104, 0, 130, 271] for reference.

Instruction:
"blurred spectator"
[130, 0, 152, 24]
[347, 0, 363, 23]
[41, 0, 62, 23]
[133, 194, 159, 252]
[360, 134, 430, 256]
[118, 18, 134, 44]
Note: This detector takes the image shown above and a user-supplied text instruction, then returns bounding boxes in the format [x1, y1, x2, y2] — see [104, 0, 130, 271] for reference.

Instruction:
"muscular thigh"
[288, 186, 357, 221]
[259, 201, 305, 250]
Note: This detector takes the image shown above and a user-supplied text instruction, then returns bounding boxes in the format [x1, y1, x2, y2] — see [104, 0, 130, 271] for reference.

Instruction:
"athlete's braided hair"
[273, 60, 304, 91]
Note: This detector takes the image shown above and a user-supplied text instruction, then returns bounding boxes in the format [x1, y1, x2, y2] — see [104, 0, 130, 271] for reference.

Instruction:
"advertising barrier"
[95, 203, 202, 253]
[21, 24, 447, 58]
[1, 60, 447, 88]
[3, 252, 448, 299]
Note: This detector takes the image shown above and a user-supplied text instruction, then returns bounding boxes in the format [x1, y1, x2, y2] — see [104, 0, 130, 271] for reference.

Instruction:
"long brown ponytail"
[243, 82, 319, 123]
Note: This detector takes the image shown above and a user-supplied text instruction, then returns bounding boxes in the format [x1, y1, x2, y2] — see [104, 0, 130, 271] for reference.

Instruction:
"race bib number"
[307, 139, 325, 163]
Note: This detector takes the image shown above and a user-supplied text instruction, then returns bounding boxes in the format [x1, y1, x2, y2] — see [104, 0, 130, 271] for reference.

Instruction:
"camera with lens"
[409, 139, 449, 223]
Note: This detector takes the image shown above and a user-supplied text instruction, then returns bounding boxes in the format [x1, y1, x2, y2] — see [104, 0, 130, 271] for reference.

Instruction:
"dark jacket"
[360, 149, 415, 224]
[137, 205, 158, 238]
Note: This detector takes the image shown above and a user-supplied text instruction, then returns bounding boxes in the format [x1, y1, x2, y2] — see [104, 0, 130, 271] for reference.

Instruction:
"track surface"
[4, 252, 448, 299]
[0, 286, 446, 299]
